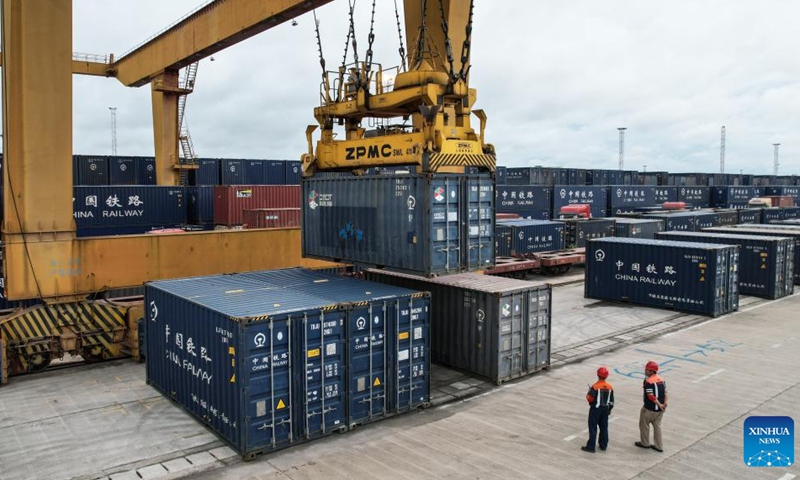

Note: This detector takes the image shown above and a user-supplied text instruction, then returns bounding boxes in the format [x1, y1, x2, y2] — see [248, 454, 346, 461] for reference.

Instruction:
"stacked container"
[551, 186, 608, 218]
[611, 218, 664, 239]
[302, 173, 494, 276]
[641, 211, 719, 232]
[706, 226, 800, 285]
[736, 209, 762, 225]
[495, 219, 566, 256]
[714, 209, 740, 226]
[657, 231, 794, 299]
[496, 185, 551, 220]
[558, 219, 616, 249]
[677, 186, 711, 208]
[364, 270, 551, 385]
[243, 208, 301, 228]
[585, 238, 739, 317]
[214, 185, 300, 226]
[145, 269, 430, 460]
[711, 186, 760, 208]
[72, 186, 186, 236]
[187, 186, 215, 228]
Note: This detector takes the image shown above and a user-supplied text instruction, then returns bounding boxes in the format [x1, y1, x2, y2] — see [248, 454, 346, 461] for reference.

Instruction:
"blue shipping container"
[737, 209, 762, 225]
[765, 186, 800, 201]
[108, 157, 138, 185]
[191, 159, 220, 186]
[302, 174, 495, 276]
[244, 160, 267, 185]
[266, 161, 286, 185]
[495, 219, 566, 256]
[145, 269, 430, 459]
[284, 161, 302, 185]
[585, 238, 739, 317]
[607, 186, 657, 210]
[496, 185, 551, 213]
[220, 159, 247, 185]
[552, 186, 608, 213]
[677, 186, 711, 207]
[761, 208, 785, 223]
[187, 186, 215, 225]
[138, 157, 157, 185]
[711, 186, 760, 207]
[496, 166, 507, 185]
[73, 186, 186, 232]
[612, 217, 664, 239]
[74, 155, 109, 185]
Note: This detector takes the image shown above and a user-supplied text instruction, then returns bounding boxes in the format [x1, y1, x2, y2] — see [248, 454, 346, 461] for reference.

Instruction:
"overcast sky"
[57, 1, 800, 175]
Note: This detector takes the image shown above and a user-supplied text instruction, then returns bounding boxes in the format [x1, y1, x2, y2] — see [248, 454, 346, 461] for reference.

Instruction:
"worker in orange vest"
[582, 366, 615, 453]
[635, 360, 668, 452]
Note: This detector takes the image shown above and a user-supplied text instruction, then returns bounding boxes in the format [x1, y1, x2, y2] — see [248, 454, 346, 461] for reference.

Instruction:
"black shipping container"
[643, 211, 719, 232]
[737, 209, 762, 225]
[244, 160, 267, 184]
[585, 238, 739, 317]
[782, 207, 800, 219]
[559, 219, 616, 248]
[711, 186, 760, 208]
[505, 210, 551, 221]
[265, 161, 286, 185]
[138, 157, 157, 185]
[495, 219, 566, 256]
[187, 186, 215, 225]
[765, 186, 800, 202]
[108, 157, 138, 185]
[74, 155, 109, 185]
[607, 186, 664, 210]
[714, 209, 740, 226]
[145, 269, 430, 460]
[611, 218, 664, 239]
[191, 159, 220, 186]
[220, 159, 247, 185]
[364, 270, 551, 384]
[302, 173, 494, 276]
[496, 185, 551, 213]
[284, 161, 302, 185]
[657, 231, 794, 299]
[496, 166, 507, 185]
[761, 208, 785, 223]
[677, 186, 711, 207]
[706, 226, 800, 285]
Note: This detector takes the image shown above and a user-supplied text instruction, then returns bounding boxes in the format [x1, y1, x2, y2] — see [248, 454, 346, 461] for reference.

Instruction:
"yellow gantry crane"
[0, 0, 492, 380]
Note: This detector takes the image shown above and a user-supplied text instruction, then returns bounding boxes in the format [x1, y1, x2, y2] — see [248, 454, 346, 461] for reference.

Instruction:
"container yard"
[2, 1, 800, 480]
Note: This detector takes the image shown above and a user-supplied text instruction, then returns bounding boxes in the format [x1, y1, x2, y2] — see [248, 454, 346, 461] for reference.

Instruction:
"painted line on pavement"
[776, 474, 796, 480]
[772, 343, 783, 349]
[692, 368, 725, 384]
[564, 416, 621, 441]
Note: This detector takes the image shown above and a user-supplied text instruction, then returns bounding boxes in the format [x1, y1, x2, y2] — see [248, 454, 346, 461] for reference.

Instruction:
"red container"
[496, 213, 521, 220]
[662, 202, 686, 210]
[214, 185, 300, 226]
[243, 208, 301, 229]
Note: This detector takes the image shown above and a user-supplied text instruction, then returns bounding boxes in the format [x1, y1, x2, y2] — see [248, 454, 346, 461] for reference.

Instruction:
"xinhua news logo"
[743, 416, 794, 467]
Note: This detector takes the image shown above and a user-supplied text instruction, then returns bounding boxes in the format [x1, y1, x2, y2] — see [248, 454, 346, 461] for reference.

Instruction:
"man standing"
[582, 366, 614, 453]
[636, 360, 668, 452]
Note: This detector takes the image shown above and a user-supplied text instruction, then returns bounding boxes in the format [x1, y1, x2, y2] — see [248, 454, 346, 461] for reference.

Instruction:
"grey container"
[585, 238, 739, 317]
[364, 270, 551, 385]
[145, 269, 430, 460]
[706, 226, 800, 285]
[611, 217, 664, 239]
[657, 231, 794, 299]
[302, 173, 495, 276]
[558, 218, 616, 248]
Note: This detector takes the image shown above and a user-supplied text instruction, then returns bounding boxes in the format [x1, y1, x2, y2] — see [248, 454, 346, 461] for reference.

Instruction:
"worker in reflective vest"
[582, 366, 615, 453]
[635, 360, 668, 452]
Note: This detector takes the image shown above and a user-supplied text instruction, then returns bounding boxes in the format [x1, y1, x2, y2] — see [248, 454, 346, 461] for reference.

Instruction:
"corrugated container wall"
[677, 186, 711, 207]
[243, 208, 301, 228]
[266, 161, 286, 185]
[711, 186, 760, 208]
[364, 270, 551, 385]
[219, 159, 247, 185]
[560, 219, 616, 248]
[145, 269, 430, 460]
[657, 231, 794, 299]
[73, 186, 186, 236]
[705, 226, 800, 285]
[737, 209, 762, 225]
[191, 159, 220, 186]
[302, 174, 495, 276]
[495, 166, 507, 185]
[244, 160, 267, 184]
[214, 185, 300, 226]
[611, 218, 664, 239]
[285, 161, 302, 185]
[138, 157, 157, 185]
[714, 209, 740, 226]
[551, 186, 608, 218]
[607, 186, 674, 214]
[187, 186, 215, 226]
[585, 238, 739, 317]
[74, 155, 109, 185]
[496, 185, 551, 213]
[108, 157, 138, 185]
[496, 219, 566, 256]
[761, 208, 785, 223]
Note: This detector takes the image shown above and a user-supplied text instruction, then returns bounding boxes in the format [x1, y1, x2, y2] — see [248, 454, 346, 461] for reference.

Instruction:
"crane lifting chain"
[312, 9, 327, 84]
[414, 0, 428, 68]
[457, 0, 475, 82]
[347, 0, 362, 86]
[393, 0, 407, 71]
[337, 4, 354, 102]
[438, 0, 458, 84]
[362, 0, 377, 89]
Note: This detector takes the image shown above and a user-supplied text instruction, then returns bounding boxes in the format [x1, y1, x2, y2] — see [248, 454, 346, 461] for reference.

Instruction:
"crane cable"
[362, 0, 377, 89]
[457, 0, 475, 82]
[437, 0, 457, 84]
[337, 3, 354, 102]
[346, 0, 361, 86]
[414, 0, 428, 69]
[393, 0, 407, 71]
[312, 9, 327, 84]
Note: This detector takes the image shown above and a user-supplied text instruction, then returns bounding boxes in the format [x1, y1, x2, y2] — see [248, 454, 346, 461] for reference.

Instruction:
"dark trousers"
[586, 406, 610, 451]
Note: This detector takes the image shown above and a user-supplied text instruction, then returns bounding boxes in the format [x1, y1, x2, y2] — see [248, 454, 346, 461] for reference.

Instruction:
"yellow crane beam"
[112, 0, 335, 88]
[0, 54, 114, 77]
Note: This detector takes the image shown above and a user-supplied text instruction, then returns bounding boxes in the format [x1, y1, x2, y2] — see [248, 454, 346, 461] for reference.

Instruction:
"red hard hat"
[597, 366, 609, 379]
[645, 361, 659, 372]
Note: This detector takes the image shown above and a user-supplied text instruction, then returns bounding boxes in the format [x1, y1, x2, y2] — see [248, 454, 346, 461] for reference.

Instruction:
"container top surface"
[496, 219, 564, 227]
[646, 211, 717, 218]
[658, 231, 792, 243]
[237, 268, 426, 303]
[710, 226, 800, 235]
[366, 269, 548, 294]
[590, 237, 737, 251]
[147, 275, 337, 319]
[607, 217, 664, 224]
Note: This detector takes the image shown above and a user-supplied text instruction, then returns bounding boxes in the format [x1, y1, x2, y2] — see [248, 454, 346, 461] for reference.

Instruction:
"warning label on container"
[373, 377, 381, 387]
[398, 331, 409, 340]
[307, 348, 321, 358]
[276, 399, 286, 410]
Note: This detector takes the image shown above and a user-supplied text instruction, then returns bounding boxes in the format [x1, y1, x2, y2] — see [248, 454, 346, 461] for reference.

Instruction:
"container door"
[526, 288, 552, 372]
[244, 319, 294, 454]
[497, 292, 525, 381]
[298, 310, 346, 440]
[389, 296, 430, 413]
[429, 177, 462, 272]
[347, 303, 388, 426]
[464, 175, 495, 270]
